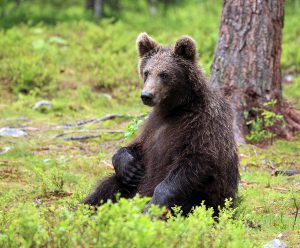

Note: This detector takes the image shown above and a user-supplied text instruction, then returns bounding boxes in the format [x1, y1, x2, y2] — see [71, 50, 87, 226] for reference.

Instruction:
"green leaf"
[32, 39, 46, 50]
[48, 36, 68, 45]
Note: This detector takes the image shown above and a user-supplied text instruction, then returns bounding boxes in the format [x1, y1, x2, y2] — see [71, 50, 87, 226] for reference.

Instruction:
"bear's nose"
[141, 92, 154, 105]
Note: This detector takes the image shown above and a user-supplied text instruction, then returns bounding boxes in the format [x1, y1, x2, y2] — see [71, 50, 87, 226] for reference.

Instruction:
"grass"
[0, 97, 299, 247]
[0, 0, 300, 247]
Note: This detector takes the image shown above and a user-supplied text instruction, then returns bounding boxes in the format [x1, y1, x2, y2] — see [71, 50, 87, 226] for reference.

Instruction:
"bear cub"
[82, 33, 240, 215]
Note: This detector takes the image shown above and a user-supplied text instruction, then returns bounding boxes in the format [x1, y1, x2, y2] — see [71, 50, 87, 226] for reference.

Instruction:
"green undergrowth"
[0, 93, 299, 246]
[0, 2, 299, 98]
[0, 197, 256, 248]
[0, 0, 222, 98]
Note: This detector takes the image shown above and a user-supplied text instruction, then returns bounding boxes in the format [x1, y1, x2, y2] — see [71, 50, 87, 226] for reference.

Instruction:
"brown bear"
[82, 33, 240, 215]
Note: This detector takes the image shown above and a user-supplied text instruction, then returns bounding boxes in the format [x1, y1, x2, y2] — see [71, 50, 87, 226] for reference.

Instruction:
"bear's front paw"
[112, 147, 144, 187]
[142, 202, 170, 220]
[112, 147, 135, 174]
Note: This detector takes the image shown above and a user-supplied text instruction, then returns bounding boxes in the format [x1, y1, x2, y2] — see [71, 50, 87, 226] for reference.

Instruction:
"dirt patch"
[0, 167, 24, 181]
[34, 191, 73, 205]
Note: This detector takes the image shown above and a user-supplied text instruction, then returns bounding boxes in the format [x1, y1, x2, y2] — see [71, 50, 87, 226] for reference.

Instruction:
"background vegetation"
[0, 0, 299, 247]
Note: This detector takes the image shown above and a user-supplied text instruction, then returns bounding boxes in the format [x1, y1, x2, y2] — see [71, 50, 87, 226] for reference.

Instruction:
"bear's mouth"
[142, 98, 155, 106]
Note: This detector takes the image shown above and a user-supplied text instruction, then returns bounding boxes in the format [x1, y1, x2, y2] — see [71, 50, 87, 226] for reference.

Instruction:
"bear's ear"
[174, 36, 197, 61]
[136, 33, 158, 57]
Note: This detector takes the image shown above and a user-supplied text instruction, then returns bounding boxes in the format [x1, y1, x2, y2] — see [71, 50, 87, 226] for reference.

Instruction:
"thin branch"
[292, 195, 299, 230]
[274, 170, 300, 176]
[101, 160, 114, 169]
[55, 129, 124, 138]
[59, 113, 146, 129]
[60, 134, 101, 141]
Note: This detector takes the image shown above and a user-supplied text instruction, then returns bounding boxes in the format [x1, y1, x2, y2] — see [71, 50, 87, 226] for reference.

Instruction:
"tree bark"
[94, 0, 104, 20]
[86, 0, 94, 10]
[210, 0, 300, 143]
[148, 0, 157, 15]
[86, 0, 104, 19]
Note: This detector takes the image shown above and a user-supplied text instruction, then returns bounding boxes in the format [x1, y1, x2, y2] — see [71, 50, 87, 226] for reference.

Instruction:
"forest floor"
[0, 86, 299, 247]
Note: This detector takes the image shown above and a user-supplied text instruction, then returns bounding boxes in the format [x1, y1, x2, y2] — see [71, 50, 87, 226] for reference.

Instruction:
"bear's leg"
[143, 157, 216, 215]
[82, 175, 135, 206]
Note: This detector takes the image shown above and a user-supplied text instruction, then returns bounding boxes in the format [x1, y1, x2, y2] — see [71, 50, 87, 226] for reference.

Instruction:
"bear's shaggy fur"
[82, 33, 240, 215]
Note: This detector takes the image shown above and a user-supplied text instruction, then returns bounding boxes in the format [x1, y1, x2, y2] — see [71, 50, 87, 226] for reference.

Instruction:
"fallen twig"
[63, 113, 146, 128]
[292, 194, 299, 230]
[60, 134, 101, 141]
[55, 129, 124, 138]
[267, 161, 277, 171]
[76, 114, 126, 126]
[274, 169, 300, 176]
[242, 163, 259, 172]
[240, 179, 256, 188]
[0, 117, 30, 122]
[101, 160, 114, 169]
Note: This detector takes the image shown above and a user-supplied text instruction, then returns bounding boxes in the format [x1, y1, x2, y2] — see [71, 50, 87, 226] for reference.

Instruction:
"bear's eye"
[143, 71, 149, 81]
[159, 72, 169, 81]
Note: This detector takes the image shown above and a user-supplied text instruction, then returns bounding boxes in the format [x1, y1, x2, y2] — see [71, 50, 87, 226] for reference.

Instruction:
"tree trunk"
[211, 0, 300, 143]
[86, 0, 104, 19]
[148, 0, 157, 15]
[94, 0, 104, 20]
[86, 0, 94, 10]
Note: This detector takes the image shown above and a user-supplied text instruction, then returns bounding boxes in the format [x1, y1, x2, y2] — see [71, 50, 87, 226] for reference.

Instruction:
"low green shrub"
[1, 1, 299, 101]
[0, 197, 256, 248]
[246, 100, 284, 144]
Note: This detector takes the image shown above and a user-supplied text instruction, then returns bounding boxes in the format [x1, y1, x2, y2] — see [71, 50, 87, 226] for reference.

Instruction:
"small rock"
[0, 127, 27, 138]
[43, 159, 51, 165]
[22, 127, 40, 131]
[277, 233, 288, 239]
[294, 181, 300, 187]
[33, 100, 52, 111]
[0, 117, 30, 122]
[283, 74, 294, 83]
[0, 146, 12, 154]
[263, 239, 288, 248]
[239, 153, 249, 158]
[100, 93, 112, 100]
[33, 198, 42, 206]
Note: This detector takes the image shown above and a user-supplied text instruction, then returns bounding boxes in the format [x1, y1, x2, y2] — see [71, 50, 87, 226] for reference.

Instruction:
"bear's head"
[136, 33, 202, 111]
